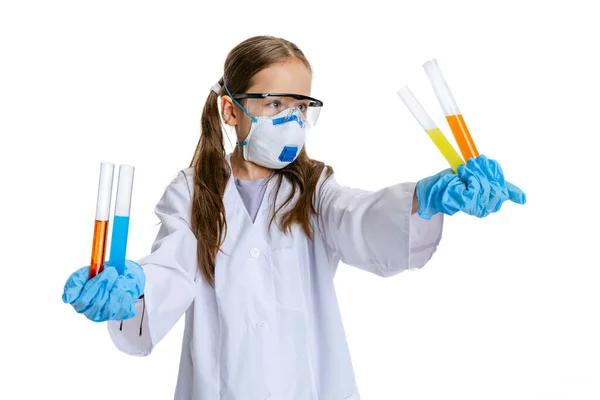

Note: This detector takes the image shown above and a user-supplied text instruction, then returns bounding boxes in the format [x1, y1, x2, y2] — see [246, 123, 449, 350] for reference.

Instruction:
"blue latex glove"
[416, 155, 526, 220]
[62, 259, 145, 322]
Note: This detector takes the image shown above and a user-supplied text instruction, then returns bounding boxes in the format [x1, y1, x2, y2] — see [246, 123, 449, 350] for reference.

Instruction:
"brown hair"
[189, 35, 333, 287]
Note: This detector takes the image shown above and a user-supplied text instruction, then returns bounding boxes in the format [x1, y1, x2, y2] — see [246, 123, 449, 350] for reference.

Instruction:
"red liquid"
[446, 114, 479, 161]
[89, 219, 109, 279]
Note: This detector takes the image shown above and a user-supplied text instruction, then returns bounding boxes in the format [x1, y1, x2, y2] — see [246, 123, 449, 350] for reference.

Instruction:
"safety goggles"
[231, 93, 323, 127]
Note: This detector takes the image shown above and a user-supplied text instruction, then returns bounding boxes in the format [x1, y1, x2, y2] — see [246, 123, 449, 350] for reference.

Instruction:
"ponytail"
[189, 77, 230, 287]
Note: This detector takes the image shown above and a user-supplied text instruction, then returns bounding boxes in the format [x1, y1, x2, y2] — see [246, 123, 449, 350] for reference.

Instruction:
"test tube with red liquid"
[89, 162, 114, 279]
[423, 58, 480, 161]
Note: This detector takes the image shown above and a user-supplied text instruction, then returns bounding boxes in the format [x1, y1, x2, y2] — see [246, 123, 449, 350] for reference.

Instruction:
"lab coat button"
[256, 321, 267, 330]
[250, 248, 260, 257]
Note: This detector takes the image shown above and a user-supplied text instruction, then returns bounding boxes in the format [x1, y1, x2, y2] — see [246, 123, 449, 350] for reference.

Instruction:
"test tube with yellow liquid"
[398, 86, 464, 172]
[423, 59, 479, 161]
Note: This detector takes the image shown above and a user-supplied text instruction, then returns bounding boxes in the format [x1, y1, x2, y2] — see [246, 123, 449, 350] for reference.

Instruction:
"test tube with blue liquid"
[108, 165, 135, 275]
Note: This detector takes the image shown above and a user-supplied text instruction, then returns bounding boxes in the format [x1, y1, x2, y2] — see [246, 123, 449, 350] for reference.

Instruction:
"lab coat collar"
[223, 153, 277, 223]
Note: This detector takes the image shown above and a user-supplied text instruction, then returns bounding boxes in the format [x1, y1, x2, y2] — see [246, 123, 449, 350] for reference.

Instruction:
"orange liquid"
[445, 114, 479, 161]
[90, 219, 109, 279]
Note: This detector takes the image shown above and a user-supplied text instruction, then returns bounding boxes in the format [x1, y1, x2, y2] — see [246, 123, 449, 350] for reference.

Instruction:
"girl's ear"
[221, 96, 238, 126]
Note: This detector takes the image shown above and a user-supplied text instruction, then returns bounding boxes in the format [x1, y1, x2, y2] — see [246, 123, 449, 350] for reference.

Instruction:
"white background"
[1, 1, 599, 399]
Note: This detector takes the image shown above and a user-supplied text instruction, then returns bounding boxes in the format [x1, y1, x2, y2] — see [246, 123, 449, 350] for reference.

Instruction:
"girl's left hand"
[416, 155, 527, 220]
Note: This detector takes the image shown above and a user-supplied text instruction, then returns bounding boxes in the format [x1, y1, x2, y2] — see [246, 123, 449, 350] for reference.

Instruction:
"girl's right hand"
[62, 260, 145, 322]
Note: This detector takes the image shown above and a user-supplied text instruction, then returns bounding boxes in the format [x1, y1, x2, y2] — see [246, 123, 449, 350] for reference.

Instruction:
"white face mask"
[237, 108, 306, 169]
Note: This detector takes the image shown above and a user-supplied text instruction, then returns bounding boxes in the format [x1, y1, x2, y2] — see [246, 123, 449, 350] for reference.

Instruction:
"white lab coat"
[108, 155, 444, 399]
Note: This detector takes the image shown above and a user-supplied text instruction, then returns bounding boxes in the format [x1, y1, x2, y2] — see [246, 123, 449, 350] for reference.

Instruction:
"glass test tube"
[90, 162, 114, 279]
[108, 165, 135, 275]
[423, 58, 480, 161]
[398, 86, 464, 173]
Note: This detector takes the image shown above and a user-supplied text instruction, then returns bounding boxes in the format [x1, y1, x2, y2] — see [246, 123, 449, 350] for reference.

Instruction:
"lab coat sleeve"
[107, 170, 198, 356]
[315, 172, 444, 277]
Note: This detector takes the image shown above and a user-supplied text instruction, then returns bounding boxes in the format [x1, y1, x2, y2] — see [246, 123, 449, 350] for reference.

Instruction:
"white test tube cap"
[397, 86, 437, 131]
[96, 162, 115, 220]
[423, 58, 461, 116]
[114, 165, 135, 217]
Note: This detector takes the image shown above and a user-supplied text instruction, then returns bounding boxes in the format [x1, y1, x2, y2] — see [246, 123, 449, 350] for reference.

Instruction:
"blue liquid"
[108, 215, 130, 275]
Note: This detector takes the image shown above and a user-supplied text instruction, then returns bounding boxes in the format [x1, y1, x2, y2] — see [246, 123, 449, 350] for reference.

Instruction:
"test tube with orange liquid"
[397, 86, 464, 173]
[89, 162, 114, 279]
[423, 59, 480, 161]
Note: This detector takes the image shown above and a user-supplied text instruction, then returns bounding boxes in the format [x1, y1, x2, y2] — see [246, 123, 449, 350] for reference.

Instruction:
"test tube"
[108, 165, 135, 275]
[423, 58, 480, 161]
[90, 162, 114, 279]
[398, 86, 464, 173]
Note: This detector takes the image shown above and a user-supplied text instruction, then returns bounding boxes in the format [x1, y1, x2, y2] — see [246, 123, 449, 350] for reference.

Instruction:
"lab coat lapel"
[216, 155, 276, 291]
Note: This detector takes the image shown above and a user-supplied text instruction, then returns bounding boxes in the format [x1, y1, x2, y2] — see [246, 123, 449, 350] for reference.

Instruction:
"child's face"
[227, 59, 312, 141]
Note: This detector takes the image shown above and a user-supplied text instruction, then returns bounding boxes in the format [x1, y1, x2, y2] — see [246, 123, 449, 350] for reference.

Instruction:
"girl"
[62, 35, 526, 399]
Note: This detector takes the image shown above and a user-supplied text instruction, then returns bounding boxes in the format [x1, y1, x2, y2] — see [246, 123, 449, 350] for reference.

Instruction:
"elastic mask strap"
[223, 82, 258, 123]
